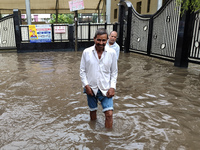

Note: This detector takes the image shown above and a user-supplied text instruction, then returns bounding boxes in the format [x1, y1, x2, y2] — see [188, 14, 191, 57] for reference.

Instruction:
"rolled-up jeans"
[84, 89, 113, 112]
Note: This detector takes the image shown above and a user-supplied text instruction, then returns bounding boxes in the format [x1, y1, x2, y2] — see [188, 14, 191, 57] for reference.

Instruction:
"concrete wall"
[110, 0, 119, 23]
[131, 0, 158, 15]
[110, 0, 159, 23]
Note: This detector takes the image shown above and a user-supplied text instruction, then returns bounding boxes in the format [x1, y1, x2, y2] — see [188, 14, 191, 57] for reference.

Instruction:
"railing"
[78, 23, 117, 41]
[20, 25, 29, 42]
[20, 24, 69, 42]
[20, 23, 118, 42]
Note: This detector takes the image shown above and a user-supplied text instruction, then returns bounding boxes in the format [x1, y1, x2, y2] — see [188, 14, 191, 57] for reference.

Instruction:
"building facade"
[110, 0, 162, 23]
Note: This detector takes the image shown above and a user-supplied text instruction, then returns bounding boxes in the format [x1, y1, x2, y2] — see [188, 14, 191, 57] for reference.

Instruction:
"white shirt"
[106, 41, 120, 60]
[80, 45, 118, 96]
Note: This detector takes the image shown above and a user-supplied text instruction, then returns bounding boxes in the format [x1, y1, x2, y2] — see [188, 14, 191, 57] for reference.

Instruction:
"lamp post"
[25, 0, 31, 25]
[106, 0, 111, 23]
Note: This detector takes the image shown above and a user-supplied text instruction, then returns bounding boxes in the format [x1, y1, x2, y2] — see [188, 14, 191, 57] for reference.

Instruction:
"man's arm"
[106, 88, 115, 98]
[85, 85, 93, 96]
[80, 51, 93, 96]
[80, 51, 88, 87]
[107, 51, 118, 97]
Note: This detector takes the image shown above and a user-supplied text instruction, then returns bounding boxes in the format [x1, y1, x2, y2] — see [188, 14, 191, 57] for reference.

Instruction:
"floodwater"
[0, 51, 200, 150]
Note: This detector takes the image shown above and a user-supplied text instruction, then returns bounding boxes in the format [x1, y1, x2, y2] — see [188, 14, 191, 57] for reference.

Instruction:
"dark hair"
[94, 28, 108, 39]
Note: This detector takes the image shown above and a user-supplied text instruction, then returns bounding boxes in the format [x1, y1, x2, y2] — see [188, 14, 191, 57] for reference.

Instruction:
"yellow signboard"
[29, 25, 38, 39]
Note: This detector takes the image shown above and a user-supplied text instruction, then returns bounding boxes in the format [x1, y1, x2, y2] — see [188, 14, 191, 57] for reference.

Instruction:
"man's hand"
[106, 88, 115, 98]
[85, 85, 93, 96]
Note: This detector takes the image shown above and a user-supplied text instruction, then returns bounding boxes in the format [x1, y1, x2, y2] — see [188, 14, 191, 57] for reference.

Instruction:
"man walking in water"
[106, 31, 120, 60]
[80, 28, 118, 128]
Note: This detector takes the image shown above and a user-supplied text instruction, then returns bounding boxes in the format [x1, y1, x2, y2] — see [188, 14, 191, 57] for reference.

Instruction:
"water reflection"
[0, 52, 200, 149]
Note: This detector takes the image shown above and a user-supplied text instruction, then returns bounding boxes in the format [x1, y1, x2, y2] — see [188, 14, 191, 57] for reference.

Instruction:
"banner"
[29, 25, 51, 43]
[29, 25, 38, 39]
[54, 26, 66, 34]
[69, 0, 84, 11]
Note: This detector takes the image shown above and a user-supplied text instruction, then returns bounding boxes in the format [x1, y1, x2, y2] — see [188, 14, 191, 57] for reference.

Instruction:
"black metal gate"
[118, 0, 200, 67]
[0, 15, 16, 50]
[119, 0, 181, 60]
[151, 0, 180, 58]
[189, 10, 200, 62]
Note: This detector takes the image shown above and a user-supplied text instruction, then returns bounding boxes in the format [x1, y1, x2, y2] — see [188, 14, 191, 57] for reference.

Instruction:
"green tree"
[50, 14, 74, 24]
[176, 0, 200, 15]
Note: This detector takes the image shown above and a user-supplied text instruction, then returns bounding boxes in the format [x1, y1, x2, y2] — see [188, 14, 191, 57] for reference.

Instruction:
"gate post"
[51, 24, 55, 42]
[174, 9, 195, 67]
[88, 23, 90, 41]
[113, 22, 118, 32]
[124, 6, 132, 53]
[147, 17, 153, 56]
[104, 22, 107, 29]
[118, 1, 132, 53]
[13, 9, 22, 52]
[68, 24, 74, 50]
[118, 1, 125, 51]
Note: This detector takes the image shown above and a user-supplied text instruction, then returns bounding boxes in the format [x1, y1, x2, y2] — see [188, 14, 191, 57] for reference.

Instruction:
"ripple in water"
[0, 52, 200, 149]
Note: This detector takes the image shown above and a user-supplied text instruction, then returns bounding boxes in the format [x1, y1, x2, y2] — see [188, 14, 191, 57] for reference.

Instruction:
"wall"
[131, 0, 158, 15]
[110, 0, 119, 23]
[110, 0, 159, 23]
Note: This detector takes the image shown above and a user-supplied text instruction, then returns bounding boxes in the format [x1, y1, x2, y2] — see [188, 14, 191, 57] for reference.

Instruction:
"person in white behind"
[106, 31, 120, 60]
[80, 28, 118, 128]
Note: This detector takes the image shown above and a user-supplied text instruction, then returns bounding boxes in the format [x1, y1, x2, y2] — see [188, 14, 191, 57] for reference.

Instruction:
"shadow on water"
[0, 51, 200, 149]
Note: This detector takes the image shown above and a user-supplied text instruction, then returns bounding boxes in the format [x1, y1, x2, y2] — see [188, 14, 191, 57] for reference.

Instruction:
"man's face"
[109, 31, 117, 44]
[94, 34, 108, 51]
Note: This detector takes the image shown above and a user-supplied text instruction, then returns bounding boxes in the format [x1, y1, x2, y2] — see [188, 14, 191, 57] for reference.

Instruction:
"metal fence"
[118, 0, 200, 66]
[189, 10, 200, 61]
[129, 9, 150, 53]
[151, 0, 180, 58]
[20, 24, 69, 42]
[20, 23, 117, 42]
[121, 0, 181, 60]
[78, 23, 114, 41]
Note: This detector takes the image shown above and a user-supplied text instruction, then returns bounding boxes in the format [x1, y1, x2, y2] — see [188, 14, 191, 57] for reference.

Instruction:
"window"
[136, 2, 142, 14]
[147, 0, 151, 13]
[114, 9, 117, 19]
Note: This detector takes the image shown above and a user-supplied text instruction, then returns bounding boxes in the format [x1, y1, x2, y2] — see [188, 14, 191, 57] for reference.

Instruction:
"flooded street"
[0, 51, 200, 149]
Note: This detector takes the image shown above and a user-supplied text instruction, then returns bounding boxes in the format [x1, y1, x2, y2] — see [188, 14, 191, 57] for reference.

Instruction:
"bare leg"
[105, 110, 113, 128]
[90, 110, 97, 120]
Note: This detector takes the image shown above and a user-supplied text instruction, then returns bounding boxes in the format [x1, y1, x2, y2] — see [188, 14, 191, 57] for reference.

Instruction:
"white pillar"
[25, 0, 31, 25]
[106, 0, 111, 23]
[157, 0, 162, 10]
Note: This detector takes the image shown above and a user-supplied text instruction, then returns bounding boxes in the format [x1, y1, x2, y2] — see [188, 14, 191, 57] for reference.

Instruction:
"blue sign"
[30, 24, 51, 43]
